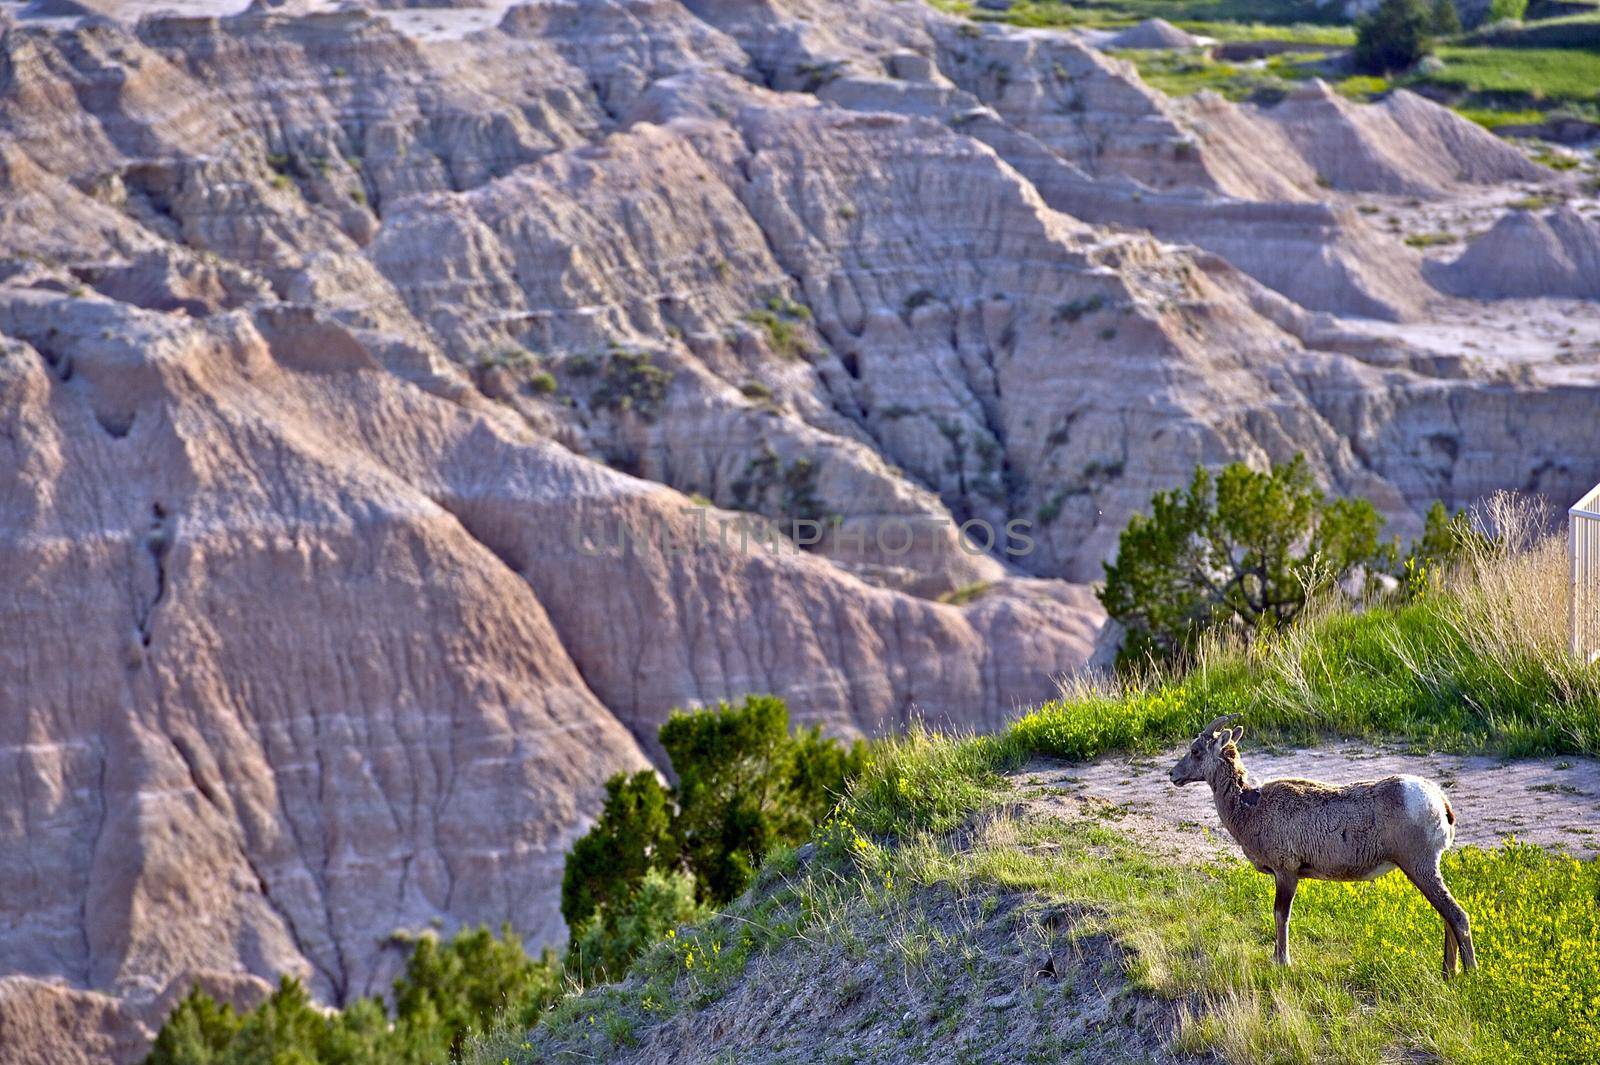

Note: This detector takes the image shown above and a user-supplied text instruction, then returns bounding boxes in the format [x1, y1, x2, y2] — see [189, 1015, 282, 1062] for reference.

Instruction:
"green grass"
[1017, 591, 1595, 760]
[1404, 231, 1460, 248]
[937, 579, 997, 606]
[1111, 50, 1315, 100]
[930, 814, 1600, 1064]
[937, 0, 1346, 28]
[1421, 47, 1600, 104]
[934, 0, 1600, 126]
[1118, 44, 1600, 122]
[1466, 11, 1600, 49]
[1176, 20, 1356, 44]
[1452, 105, 1551, 128]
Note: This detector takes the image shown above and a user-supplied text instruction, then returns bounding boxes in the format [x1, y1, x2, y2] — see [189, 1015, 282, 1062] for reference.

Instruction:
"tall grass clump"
[845, 722, 1028, 837]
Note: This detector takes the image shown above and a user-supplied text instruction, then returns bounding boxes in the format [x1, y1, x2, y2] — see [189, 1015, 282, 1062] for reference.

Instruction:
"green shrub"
[1036, 489, 1068, 525]
[1355, 0, 1434, 74]
[1486, 0, 1527, 22]
[592, 351, 670, 417]
[390, 926, 562, 1060]
[1098, 455, 1388, 667]
[1053, 294, 1105, 323]
[560, 771, 676, 931]
[146, 927, 561, 1065]
[742, 295, 812, 360]
[729, 449, 825, 525]
[528, 371, 557, 395]
[663, 694, 864, 904]
[557, 695, 866, 984]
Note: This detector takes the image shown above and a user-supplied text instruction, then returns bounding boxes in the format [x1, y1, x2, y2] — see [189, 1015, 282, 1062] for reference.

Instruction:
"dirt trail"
[1012, 744, 1600, 864]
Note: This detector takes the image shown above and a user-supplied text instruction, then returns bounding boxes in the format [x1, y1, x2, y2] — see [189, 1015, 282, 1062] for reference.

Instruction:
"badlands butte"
[0, 0, 1599, 1060]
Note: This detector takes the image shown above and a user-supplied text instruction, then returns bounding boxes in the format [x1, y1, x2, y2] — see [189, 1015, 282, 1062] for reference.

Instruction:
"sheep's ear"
[1228, 725, 1244, 745]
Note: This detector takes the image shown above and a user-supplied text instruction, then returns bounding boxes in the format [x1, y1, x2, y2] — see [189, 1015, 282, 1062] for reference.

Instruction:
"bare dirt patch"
[1010, 745, 1600, 865]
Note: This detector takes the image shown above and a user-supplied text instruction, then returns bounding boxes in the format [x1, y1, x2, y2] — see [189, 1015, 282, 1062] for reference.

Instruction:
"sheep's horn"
[1200, 713, 1240, 736]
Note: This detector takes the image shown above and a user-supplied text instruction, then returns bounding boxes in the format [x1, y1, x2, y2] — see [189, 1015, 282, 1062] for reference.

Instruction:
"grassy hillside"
[474, 517, 1600, 1063]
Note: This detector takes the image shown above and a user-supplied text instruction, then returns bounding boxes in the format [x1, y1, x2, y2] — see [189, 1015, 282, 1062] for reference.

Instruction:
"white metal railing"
[1572, 482, 1600, 661]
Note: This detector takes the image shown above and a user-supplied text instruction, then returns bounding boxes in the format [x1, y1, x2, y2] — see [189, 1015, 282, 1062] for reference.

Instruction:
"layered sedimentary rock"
[0, 1, 1597, 1061]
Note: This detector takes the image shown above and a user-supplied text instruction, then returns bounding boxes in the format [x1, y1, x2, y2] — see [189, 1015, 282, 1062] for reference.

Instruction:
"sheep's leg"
[1402, 858, 1476, 978]
[1272, 870, 1298, 966]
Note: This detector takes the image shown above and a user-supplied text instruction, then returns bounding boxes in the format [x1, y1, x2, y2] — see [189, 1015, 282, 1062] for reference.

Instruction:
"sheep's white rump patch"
[1400, 775, 1454, 851]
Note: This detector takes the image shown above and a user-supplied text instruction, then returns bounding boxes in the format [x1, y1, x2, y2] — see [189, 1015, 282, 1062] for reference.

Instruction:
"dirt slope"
[517, 883, 1195, 1065]
[1432, 207, 1600, 300]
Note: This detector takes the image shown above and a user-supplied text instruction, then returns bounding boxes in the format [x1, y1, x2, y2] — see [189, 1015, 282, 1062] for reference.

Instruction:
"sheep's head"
[1169, 715, 1243, 785]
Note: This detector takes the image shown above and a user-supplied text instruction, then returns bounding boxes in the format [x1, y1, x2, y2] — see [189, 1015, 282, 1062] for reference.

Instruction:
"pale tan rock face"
[0, 0, 1596, 1061]
[1431, 207, 1600, 300]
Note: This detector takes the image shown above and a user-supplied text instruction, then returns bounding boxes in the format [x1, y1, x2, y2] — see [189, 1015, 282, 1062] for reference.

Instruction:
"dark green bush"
[1430, 0, 1462, 36]
[661, 694, 865, 905]
[1354, 0, 1434, 73]
[559, 770, 675, 931]
[567, 868, 703, 986]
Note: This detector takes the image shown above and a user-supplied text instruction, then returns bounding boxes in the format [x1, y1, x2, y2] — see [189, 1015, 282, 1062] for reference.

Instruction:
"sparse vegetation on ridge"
[743, 294, 813, 361]
[464, 492, 1599, 1065]
[480, 730, 1597, 1064]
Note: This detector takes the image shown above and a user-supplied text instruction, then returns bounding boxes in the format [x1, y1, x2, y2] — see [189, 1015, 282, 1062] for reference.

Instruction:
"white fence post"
[1574, 483, 1600, 662]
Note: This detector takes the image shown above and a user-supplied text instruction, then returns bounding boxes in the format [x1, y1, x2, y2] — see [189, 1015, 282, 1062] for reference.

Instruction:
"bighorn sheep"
[1169, 715, 1477, 978]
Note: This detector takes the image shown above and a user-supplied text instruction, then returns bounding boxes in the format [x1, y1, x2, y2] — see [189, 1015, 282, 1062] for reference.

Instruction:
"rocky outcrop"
[1105, 18, 1200, 50]
[1228, 81, 1548, 198]
[1431, 207, 1600, 300]
[0, 1, 1595, 1061]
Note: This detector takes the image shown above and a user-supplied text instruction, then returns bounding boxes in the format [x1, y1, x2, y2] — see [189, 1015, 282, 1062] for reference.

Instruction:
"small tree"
[1354, 0, 1434, 74]
[144, 989, 244, 1065]
[1099, 455, 1385, 666]
[557, 694, 864, 979]
[145, 930, 563, 1065]
[1430, 0, 1462, 36]
[1400, 499, 1488, 595]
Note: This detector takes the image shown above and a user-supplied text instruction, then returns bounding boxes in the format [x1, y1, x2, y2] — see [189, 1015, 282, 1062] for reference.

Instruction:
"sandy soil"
[1010, 743, 1600, 865]
[1327, 144, 1600, 386]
